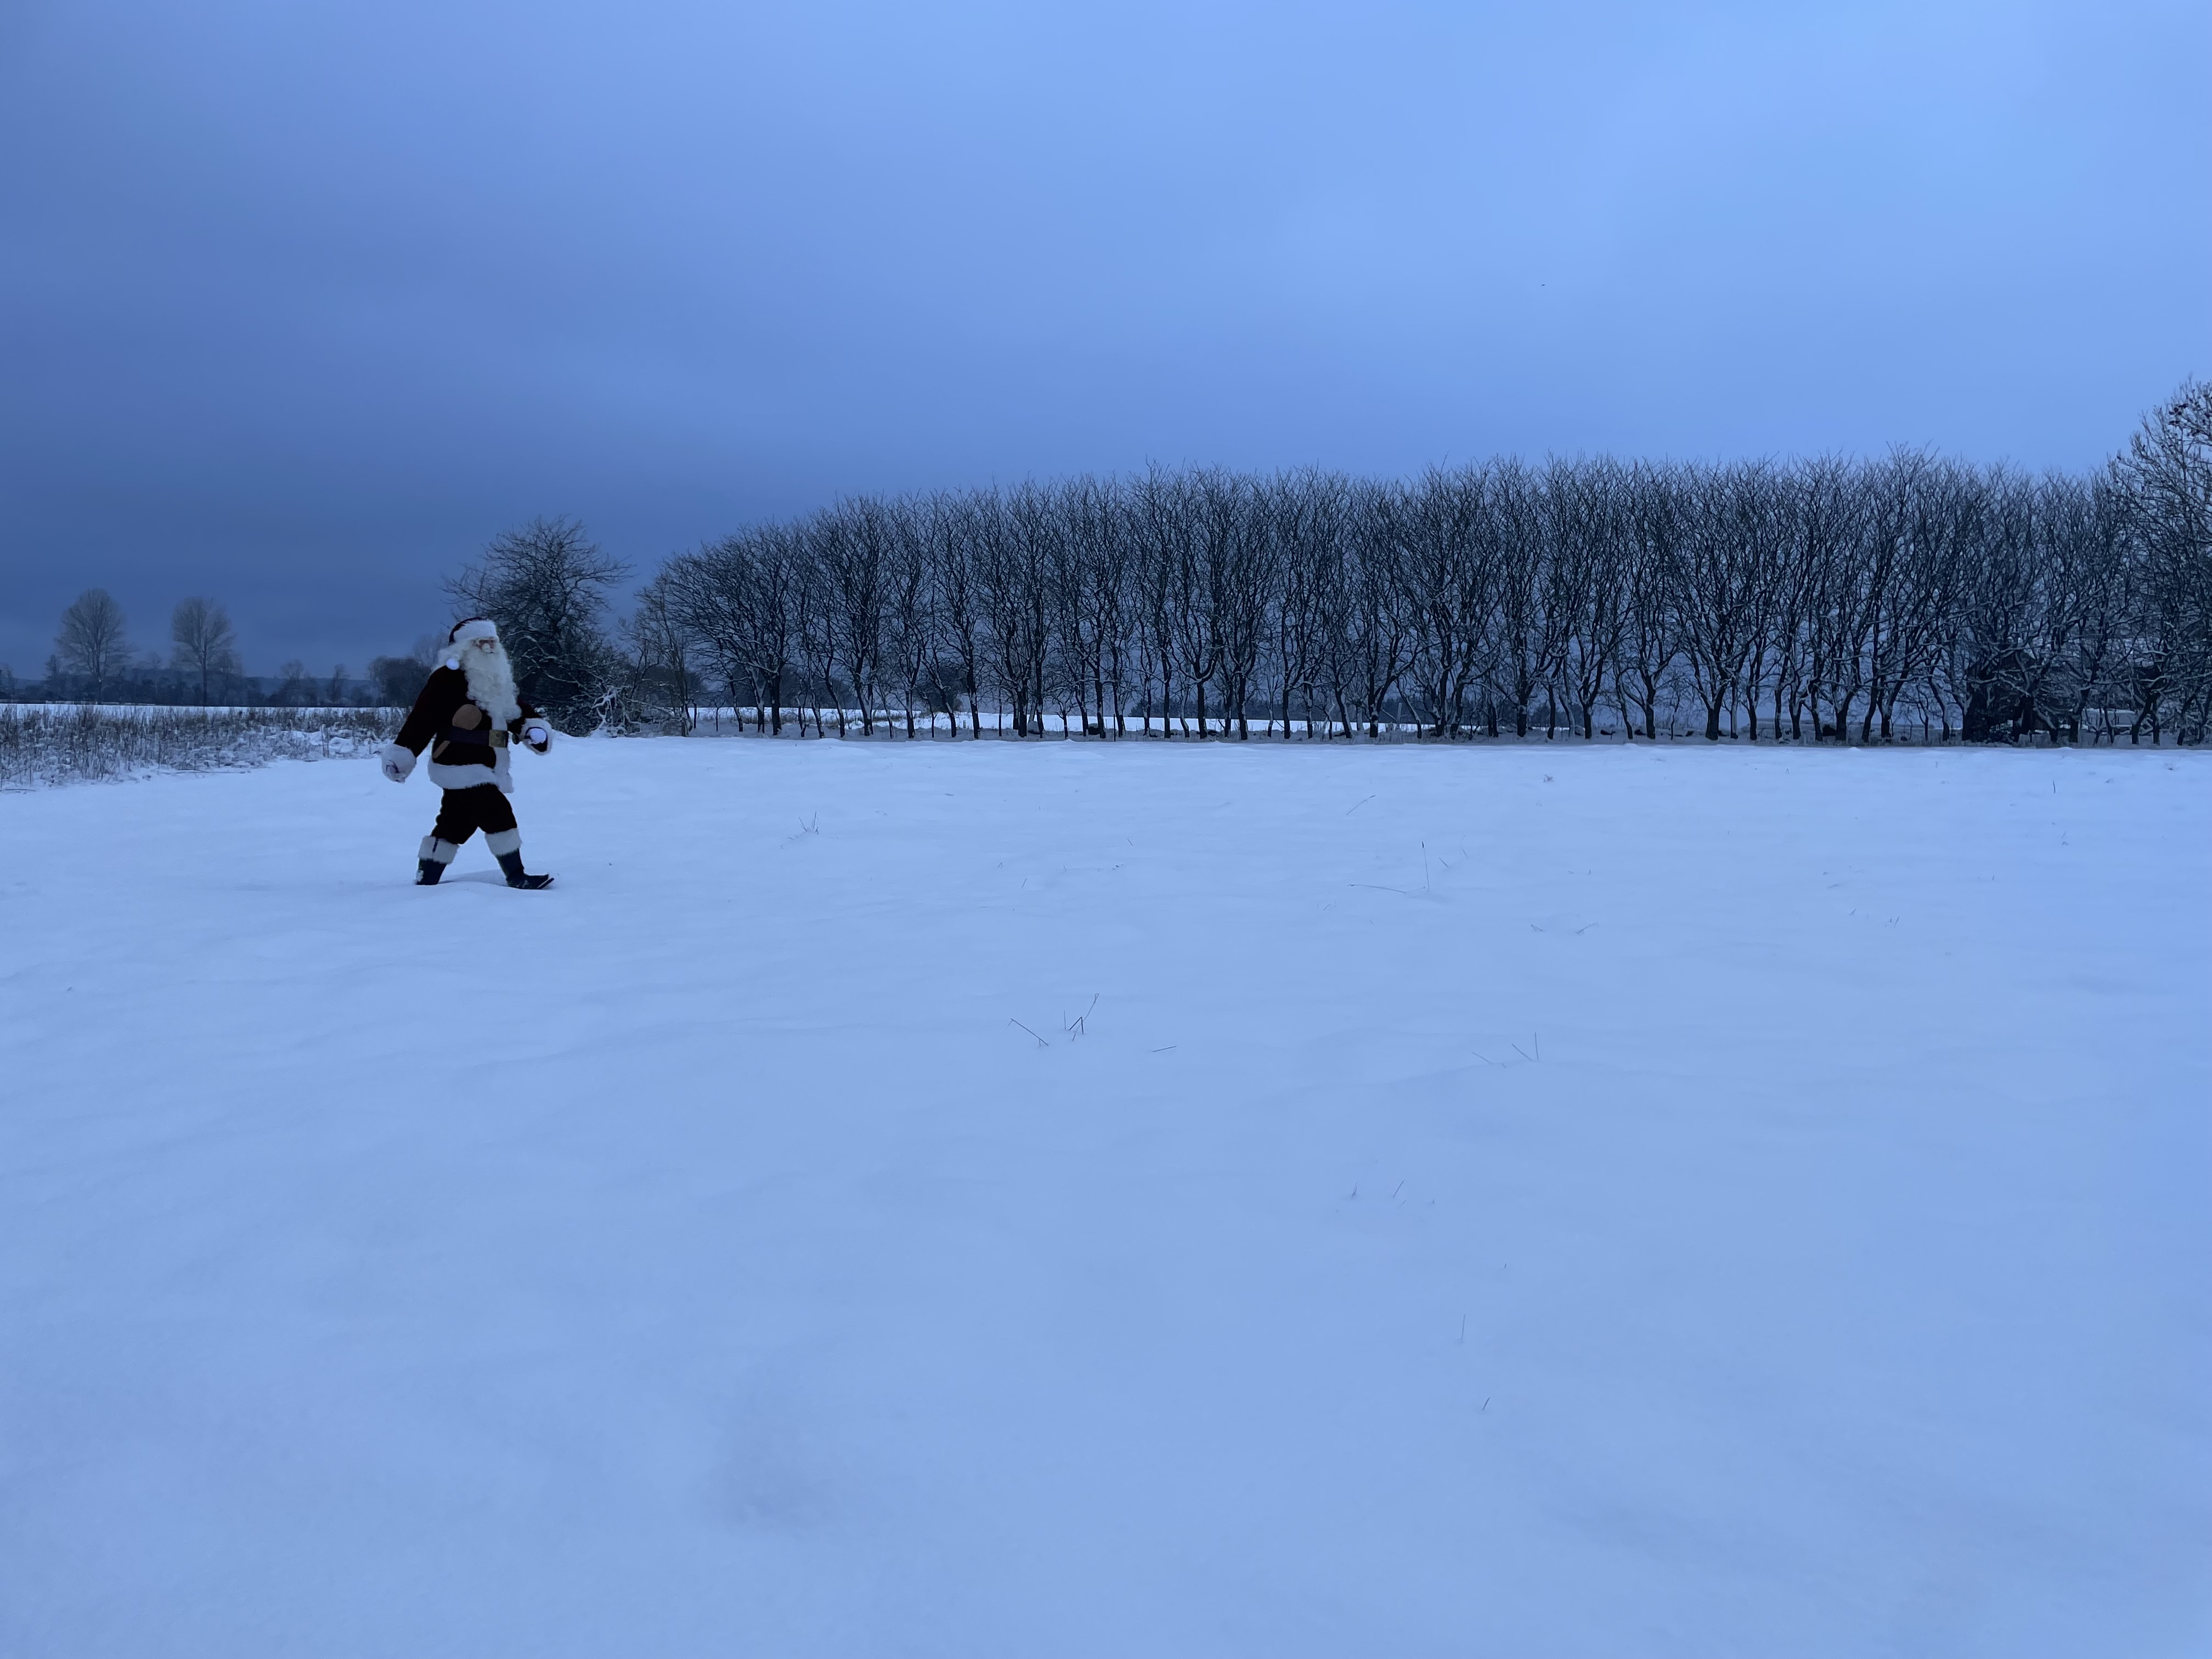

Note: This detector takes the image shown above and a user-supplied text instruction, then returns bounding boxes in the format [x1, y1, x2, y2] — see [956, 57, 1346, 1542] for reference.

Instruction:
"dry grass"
[0, 705, 402, 790]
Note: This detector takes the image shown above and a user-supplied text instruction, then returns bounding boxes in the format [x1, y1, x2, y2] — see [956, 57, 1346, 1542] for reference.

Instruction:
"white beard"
[459, 644, 521, 726]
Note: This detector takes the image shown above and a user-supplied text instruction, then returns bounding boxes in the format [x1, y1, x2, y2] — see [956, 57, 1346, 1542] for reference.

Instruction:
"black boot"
[496, 850, 554, 890]
[416, 836, 458, 886]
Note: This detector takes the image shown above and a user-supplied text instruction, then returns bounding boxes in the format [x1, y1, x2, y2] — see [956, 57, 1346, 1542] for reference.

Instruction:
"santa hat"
[442, 617, 502, 671]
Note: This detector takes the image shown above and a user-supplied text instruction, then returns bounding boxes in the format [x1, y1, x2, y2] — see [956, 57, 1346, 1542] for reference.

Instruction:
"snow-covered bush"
[0, 705, 401, 789]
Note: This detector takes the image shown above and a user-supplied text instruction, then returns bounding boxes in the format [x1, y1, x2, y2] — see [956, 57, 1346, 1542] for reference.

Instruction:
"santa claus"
[377, 617, 557, 888]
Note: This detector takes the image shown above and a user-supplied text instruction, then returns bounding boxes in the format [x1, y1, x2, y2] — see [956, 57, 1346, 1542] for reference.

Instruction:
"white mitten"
[523, 724, 551, 752]
[379, 743, 416, 783]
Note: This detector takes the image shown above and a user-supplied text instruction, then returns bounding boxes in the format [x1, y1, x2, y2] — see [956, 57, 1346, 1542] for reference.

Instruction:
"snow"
[3, 737, 2206, 1656]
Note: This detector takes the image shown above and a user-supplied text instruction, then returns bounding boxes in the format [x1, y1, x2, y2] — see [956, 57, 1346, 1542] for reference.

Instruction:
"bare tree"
[1401, 466, 1497, 737]
[815, 498, 896, 736]
[1943, 469, 2049, 743]
[1550, 459, 1628, 738]
[1673, 465, 1772, 741]
[620, 570, 697, 732]
[2115, 380, 2212, 739]
[446, 516, 629, 730]
[170, 597, 240, 706]
[1074, 477, 1138, 736]
[1340, 480, 1418, 737]
[974, 483, 1058, 736]
[745, 526, 806, 732]
[1808, 458, 1891, 742]
[1157, 470, 1229, 737]
[1881, 457, 1977, 741]
[1206, 471, 1279, 740]
[1488, 459, 1565, 738]
[663, 527, 802, 733]
[881, 499, 935, 737]
[1723, 463, 1792, 740]
[2040, 473, 2130, 741]
[56, 590, 131, 701]
[1771, 460, 1857, 740]
[1615, 465, 1683, 738]
[1129, 468, 1188, 736]
[659, 541, 747, 729]
[791, 527, 838, 737]
[1272, 469, 1349, 737]
[922, 493, 986, 737]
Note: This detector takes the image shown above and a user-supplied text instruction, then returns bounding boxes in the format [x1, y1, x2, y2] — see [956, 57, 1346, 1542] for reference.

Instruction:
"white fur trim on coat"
[428, 748, 513, 794]
[379, 742, 416, 783]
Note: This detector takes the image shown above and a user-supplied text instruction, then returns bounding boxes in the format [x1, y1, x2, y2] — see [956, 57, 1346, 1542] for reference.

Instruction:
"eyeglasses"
[471, 637, 499, 650]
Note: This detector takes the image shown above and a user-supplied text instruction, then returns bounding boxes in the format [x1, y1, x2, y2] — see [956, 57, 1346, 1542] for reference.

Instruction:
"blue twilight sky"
[2, 0, 2205, 676]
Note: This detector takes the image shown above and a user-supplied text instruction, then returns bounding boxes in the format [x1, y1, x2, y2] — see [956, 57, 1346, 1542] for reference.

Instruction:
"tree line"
[22, 382, 2209, 744]
[575, 381, 2209, 744]
[16, 591, 431, 708]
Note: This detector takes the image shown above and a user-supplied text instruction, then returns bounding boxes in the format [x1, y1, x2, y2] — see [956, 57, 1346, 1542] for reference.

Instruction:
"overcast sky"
[2, 0, 2205, 677]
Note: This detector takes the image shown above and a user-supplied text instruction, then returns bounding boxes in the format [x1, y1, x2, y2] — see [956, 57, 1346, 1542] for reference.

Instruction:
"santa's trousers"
[429, 783, 518, 847]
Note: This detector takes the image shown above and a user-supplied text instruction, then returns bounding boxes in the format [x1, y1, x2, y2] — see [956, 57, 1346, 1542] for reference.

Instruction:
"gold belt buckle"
[490, 729, 509, 747]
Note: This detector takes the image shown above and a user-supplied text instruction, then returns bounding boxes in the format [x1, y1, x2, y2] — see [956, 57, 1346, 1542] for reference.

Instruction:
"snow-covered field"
[3, 737, 2206, 1656]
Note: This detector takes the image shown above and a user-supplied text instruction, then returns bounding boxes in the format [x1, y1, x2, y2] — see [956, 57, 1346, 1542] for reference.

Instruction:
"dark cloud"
[2, 0, 2205, 675]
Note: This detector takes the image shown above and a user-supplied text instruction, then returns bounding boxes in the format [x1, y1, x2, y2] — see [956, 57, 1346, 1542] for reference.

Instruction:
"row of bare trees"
[31, 591, 288, 706]
[27, 584, 382, 708]
[631, 385, 2212, 744]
